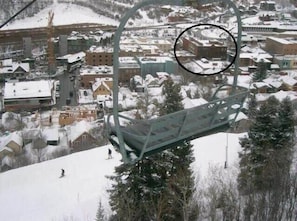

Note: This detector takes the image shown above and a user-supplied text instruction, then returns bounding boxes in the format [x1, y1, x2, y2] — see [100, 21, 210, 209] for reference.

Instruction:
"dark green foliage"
[108, 78, 195, 220]
[252, 59, 267, 82]
[247, 94, 257, 120]
[159, 78, 184, 116]
[238, 96, 295, 194]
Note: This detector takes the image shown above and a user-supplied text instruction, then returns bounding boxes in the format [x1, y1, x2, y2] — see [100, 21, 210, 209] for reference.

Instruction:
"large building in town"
[3, 80, 55, 111]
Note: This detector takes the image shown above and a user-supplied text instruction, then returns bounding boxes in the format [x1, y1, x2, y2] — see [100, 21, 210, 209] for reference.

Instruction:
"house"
[68, 120, 98, 151]
[80, 65, 113, 89]
[250, 82, 273, 94]
[22, 129, 40, 145]
[130, 75, 145, 92]
[273, 55, 297, 70]
[92, 77, 113, 99]
[0, 132, 23, 160]
[42, 128, 60, 146]
[3, 80, 55, 111]
[59, 105, 98, 126]
[0, 61, 30, 82]
[239, 46, 273, 68]
[279, 76, 297, 91]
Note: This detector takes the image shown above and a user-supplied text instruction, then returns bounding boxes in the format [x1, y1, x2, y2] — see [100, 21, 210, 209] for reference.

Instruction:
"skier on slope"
[108, 148, 112, 159]
[60, 168, 65, 177]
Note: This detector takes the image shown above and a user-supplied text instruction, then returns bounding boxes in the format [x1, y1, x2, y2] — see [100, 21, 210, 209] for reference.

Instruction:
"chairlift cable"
[0, 0, 38, 29]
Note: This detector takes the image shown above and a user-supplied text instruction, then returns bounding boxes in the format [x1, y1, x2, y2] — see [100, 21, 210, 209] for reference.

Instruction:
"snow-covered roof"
[182, 97, 208, 109]
[4, 80, 53, 99]
[229, 111, 248, 122]
[0, 131, 23, 153]
[272, 90, 297, 101]
[88, 46, 113, 53]
[267, 36, 297, 44]
[240, 46, 273, 61]
[0, 146, 13, 153]
[0, 59, 13, 67]
[137, 56, 174, 64]
[0, 62, 30, 74]
[42, 128, 59, 141]
[69, 120, 95, 142]
[80, 65, 113, 76]
[92, 78, 112, 92]
[78, 89, 94, 104]
[263, 78, 282, 88]
[119, 57, 140, 69]
[280, 76, 297, 86]
[57, 52, 86, 64]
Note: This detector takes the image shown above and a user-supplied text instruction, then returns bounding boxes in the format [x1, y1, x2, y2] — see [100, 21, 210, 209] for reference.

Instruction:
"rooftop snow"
[4, 80, 53, 99]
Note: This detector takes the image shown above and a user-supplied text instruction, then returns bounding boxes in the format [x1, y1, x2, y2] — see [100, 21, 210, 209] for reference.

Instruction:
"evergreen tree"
[247, 93, 257, 120]
[159, 78, 184, 115]
[238, 96, 295, 194]
[95, 200, 105, 221]
[154, 78, 195, 220]
[252, 59, 267, 82]
[108, 78, 195, 220]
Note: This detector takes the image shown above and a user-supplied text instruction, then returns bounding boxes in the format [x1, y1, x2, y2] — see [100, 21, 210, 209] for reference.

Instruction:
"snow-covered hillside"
[2, 3, 119, 30]
[0, 132, 244, 221]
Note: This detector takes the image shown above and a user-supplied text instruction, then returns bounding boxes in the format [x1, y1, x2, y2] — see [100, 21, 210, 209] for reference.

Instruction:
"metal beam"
[112, 0, 242, 163]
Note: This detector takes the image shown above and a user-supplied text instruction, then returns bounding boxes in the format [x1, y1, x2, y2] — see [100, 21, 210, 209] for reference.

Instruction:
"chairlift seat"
[107, 87, 248, 163]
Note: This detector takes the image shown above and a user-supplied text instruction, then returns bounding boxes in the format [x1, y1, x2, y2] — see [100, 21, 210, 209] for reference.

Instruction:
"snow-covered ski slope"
[2, 2, 119, 30]
[0, 132, 244, 221]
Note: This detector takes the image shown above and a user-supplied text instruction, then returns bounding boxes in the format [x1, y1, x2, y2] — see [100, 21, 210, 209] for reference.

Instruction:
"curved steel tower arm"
[112, 0, 242, 163]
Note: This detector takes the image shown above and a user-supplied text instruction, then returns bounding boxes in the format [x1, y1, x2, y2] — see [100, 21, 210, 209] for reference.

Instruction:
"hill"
[0, 132, 244, 221]
[2, 2, 119, 30]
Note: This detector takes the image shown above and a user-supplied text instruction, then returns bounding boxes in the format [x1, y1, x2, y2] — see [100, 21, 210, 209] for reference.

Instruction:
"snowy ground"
[2, 3, 119, 30]
[0, 132, 244, 221]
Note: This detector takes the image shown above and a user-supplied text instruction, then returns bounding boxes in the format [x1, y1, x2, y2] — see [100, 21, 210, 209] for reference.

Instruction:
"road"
[55, 69, 78, 109]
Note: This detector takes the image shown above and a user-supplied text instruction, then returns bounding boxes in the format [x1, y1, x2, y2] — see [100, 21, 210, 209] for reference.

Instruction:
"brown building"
[59, 105, 98, 126]
[119, 45, 143, 57]
[119, 57, 141, 84]
[183, 37, 227, 60]
[85, 46, 113, 66]
[0, 132, 23, 160]
[265, 37, 297, 55]
[92, 77, 113, 99]
[68, 120, 98, 151]
[80, 66, 113, 88]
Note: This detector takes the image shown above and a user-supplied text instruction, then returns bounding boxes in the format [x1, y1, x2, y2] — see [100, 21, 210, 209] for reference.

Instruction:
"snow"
[4, 80, 53, 99]
[0, 132, 245, 221]
[2, 3, 119, 30]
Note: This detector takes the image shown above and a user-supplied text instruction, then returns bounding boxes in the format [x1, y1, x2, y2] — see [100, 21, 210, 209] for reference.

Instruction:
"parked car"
[66, 98, 71, 105]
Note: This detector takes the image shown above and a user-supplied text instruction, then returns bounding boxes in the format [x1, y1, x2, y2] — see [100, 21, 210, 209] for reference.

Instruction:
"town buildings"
[182, 37, 227, 60]
[3, 80, 55, 111]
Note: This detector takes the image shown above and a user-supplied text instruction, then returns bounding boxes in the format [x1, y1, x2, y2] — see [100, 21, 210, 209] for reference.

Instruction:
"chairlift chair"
[106, 0, 249, 164]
